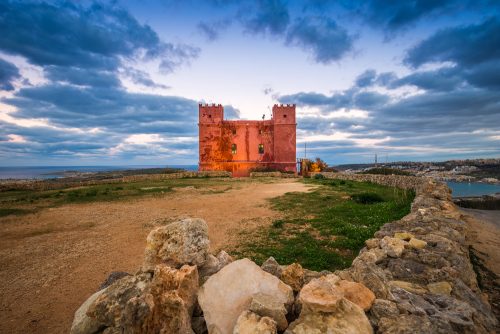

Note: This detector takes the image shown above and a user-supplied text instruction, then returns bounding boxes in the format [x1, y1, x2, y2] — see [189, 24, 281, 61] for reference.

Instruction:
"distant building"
[198, 103, 297, 176]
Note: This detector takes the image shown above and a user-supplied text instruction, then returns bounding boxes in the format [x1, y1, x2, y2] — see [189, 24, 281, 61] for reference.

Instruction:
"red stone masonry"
[198, 104, 297, 177]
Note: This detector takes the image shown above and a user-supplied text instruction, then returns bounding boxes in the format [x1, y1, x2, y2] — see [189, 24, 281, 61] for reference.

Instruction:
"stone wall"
[314, 172, 497, 333]
[71, 174, 498, 334]
[0, 171, 232, 191]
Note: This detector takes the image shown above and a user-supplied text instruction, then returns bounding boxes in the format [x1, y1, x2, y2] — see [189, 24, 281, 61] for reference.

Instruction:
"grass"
[232, 178, 414, 271]
[0, 178, 244, 217]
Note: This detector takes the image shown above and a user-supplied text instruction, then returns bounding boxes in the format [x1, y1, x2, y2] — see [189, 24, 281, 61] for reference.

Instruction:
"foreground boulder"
[70, 288, 108, 334]
[298, 274, 375, 312]
[87, 264, 199, 334]
[249, 293, 288, 331]
[198, 258, 294, 334]
[233, 311, 277, 334]
[286, 298, 373, 334]
[143, 218, 209, 271]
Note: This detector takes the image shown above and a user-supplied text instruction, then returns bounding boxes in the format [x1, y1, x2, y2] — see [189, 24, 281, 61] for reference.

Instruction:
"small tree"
[307, 157, 328, 172]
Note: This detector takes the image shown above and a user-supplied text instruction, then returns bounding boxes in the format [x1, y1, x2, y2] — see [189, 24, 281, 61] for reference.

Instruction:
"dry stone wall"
[71, 174, 498, 334]
[315, 172, 497, 333]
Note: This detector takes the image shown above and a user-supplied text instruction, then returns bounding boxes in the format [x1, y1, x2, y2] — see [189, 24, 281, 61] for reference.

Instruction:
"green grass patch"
[0, 208, 33, 217]
[233, 178, 414, 271]
[0, 178, 272, 217]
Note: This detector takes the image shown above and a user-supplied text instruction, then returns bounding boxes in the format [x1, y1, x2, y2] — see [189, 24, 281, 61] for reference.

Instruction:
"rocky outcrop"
[197, 258, 293, 334]
[143, 218, 210, 271]
[87, 264, 198, 334]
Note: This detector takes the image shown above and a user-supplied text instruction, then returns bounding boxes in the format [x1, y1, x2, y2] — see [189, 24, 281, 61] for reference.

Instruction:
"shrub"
[351, 192, 384, 204]
[314, 174, 325, 180]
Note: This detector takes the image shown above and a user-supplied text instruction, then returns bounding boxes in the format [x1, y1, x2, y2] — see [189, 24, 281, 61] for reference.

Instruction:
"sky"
[0, 0, 499, 166]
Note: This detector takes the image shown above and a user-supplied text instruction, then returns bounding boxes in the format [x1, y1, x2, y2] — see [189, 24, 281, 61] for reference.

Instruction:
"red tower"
[198, 104, 297, 177]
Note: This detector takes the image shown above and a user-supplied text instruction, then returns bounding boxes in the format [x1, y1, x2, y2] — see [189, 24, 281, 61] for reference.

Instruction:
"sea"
[446, 181, 500, 198]
[0, 165, 198, 180]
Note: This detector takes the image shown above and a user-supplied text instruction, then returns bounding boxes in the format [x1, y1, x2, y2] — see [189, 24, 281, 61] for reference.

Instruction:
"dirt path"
[462, 208, 500, 322]
[463, 208, 500, 277]
[0, 179, 315, 334]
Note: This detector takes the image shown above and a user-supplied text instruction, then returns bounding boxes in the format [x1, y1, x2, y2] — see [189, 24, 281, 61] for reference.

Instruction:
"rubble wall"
[315, 172, 497, 333]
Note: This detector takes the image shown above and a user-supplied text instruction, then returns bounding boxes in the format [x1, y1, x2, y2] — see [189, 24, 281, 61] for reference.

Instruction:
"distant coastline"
[0, 165, 198, 180]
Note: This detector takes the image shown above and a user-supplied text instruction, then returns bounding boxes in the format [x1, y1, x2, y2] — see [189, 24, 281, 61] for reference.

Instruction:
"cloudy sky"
[0, 0, 499, 166]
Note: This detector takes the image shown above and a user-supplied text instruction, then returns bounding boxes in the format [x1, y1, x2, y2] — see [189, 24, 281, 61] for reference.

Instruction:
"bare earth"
[462, 208, 500, 277]
[0, 179, 315, 334]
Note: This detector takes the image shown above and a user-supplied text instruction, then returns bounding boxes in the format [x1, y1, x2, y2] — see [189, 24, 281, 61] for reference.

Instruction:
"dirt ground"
[462, 208, 500, 323]
[463, 208, 500, 278]
[0, 179, 315, 334]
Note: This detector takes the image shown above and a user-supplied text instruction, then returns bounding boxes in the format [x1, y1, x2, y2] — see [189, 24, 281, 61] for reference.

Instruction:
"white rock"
[198, 259, 293, 334]
[70, 288, 107, 334]
[233, 310, 277, 334]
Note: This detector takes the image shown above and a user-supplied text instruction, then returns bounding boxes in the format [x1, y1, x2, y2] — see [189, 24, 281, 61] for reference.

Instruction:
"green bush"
[314, 174, 325, 180]
[351, 192, 384, 204]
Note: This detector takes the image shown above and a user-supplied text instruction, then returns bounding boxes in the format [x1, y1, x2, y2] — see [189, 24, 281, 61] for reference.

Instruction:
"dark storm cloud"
[121, 68, 169, 89]
[0, 58, 20, 91]
[337, 0, 499, 33]
[242, 0, 290, 35]
[279, 88, 386, 110]
[5, 84, 199, 134]
[404, 18, 500, 68]
[0, 1, 204, 162]
[355, 70, 377, 88]
[0, 0, 199, 72]
[200, 1, 354, 63]
[45, 66, 121, 88]
[285, 16, 355, 63]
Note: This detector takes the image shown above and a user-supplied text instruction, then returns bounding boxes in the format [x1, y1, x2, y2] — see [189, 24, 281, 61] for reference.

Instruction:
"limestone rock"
[87, 264, 198, 334]
[365, 238, 380, 249]
[394, 232, 414, 241]
[280, 263, 305, 292]
[408, 238, 427, 249]
[303, 269, 330, 284]
[378, 315, 433, 334]
[199, 254, 220, 279]
[198, 258, 293, 334]
[70, 288, 107, 334]
[285, 298, 373, 334]
[380, 236, 406, 258]
[336, 280, 375, 311]
[261, 257, 282, 278]
[346, 261, 392, 299]
[298, 276, 344, 313]
[99, 271, 131, 290]
[233, 311, 277, 334]
[199, 251, 234, 282]
[142, 218, 209, 271]
[216, 250, 233, 268]
[249, 293, 288, 331]
[389, 281, 428, 295]
[369, 299, 399, 321]
[427, 281, 452, 295]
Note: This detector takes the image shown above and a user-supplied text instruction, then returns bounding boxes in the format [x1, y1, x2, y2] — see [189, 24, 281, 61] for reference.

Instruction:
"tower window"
[283, 114, 287, 118]
[258, 144, 264, 154]
[232, 144, 237, 155]
[232, 129, 236, 135]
